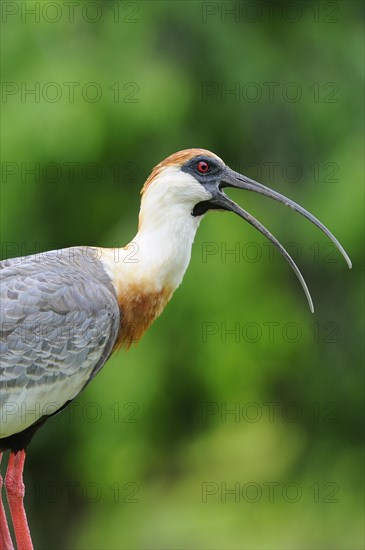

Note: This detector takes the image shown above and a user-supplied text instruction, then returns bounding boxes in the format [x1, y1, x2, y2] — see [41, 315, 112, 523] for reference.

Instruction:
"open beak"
[198, 167, 352, 313]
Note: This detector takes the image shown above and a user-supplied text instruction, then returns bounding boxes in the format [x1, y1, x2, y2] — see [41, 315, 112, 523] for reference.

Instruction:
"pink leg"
[0, 452, 14, 550]
[5, 451, 33, 550]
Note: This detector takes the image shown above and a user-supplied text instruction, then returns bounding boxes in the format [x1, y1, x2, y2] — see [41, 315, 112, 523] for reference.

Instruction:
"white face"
[140, 165, 213, 217]
[131, 165, 215, 289]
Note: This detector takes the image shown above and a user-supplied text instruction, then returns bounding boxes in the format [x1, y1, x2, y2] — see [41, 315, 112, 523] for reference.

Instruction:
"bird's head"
[138, 148, 351, 312]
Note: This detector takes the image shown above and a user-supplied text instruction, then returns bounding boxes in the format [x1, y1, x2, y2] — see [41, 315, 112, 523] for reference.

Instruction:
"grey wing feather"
[0, 247, 120, 438]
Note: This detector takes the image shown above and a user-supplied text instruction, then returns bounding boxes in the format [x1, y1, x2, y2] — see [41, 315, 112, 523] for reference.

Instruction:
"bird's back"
[0, 247, 120, 449]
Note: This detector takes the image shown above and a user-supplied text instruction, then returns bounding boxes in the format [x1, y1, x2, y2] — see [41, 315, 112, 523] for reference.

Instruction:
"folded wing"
[0, 247, 120, 441]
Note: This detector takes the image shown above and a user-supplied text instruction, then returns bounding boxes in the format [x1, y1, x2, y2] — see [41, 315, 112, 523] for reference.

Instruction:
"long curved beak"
[196, 167, 352, 313]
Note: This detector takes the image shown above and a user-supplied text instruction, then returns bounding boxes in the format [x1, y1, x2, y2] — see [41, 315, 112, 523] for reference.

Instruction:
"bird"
[0, 148, 351, 549]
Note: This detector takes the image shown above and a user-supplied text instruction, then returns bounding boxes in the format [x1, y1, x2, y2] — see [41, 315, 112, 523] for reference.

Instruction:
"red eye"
[197, 161, 210, 173]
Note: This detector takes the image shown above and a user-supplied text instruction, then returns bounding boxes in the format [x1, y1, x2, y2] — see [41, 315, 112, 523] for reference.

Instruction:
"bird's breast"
[113, 284, 173, 350]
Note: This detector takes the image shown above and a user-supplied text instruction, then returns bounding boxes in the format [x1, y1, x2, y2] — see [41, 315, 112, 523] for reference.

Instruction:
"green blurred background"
[1, 1, 364, 548]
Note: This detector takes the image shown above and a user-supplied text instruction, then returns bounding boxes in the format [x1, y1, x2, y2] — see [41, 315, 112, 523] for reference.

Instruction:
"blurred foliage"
[1, 1, 364, 549]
